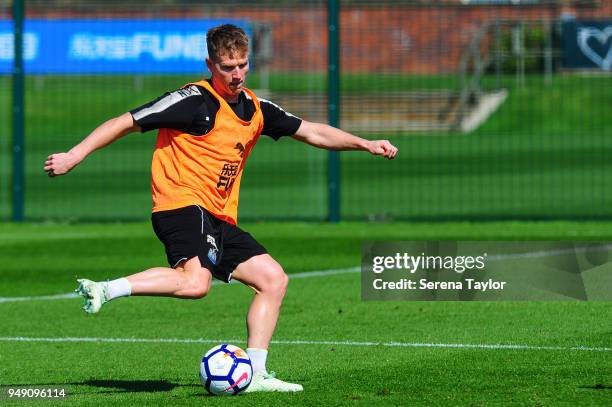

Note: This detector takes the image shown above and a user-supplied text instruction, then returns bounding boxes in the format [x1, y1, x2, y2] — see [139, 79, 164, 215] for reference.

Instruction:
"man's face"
[206, 52, 249, 101]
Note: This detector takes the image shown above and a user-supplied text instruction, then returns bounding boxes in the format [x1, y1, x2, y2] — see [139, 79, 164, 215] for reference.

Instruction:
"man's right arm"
[44, 112, 140, 177]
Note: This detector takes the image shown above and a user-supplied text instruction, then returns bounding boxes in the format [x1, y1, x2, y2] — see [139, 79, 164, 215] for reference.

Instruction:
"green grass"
[0, 73, 611, 221]
[1, 221, 611, 406]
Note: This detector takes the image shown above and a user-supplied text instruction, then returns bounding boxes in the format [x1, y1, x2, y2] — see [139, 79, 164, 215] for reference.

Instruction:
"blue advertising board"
[0, 19, 249, 74]
[562, 20, 612, 71]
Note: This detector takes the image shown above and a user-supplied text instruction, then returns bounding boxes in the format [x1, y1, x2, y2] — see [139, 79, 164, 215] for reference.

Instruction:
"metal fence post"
[328, 0, 340, 223]
[12, 0, 25, 222]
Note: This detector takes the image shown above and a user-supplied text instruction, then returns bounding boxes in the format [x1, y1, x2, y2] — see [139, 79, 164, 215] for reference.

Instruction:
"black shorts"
[151, 205, 267, 283]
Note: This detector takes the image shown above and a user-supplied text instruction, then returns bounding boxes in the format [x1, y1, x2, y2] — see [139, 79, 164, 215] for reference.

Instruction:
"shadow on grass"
[80, 379, 191, 392]
[579, 384, 612, 390]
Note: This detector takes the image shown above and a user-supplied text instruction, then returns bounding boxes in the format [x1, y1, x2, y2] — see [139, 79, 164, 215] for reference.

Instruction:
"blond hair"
[206, 24, 249, 61]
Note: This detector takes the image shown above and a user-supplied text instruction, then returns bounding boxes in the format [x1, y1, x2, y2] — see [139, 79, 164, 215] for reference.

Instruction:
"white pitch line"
[0, 267, 361, 304]
[1, 242, 610, 304]
[486, 243, 612, 261]
[0, 292, 79, 303]
[288, 266, 360, 278]
[0, 336, 609, 352]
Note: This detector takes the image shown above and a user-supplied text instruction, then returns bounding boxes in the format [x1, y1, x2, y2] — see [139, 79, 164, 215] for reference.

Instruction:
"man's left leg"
[231, 254, 303, 392]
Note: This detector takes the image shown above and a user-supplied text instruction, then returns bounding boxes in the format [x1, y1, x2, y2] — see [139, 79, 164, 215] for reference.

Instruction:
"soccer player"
[44, 24, 398, 392]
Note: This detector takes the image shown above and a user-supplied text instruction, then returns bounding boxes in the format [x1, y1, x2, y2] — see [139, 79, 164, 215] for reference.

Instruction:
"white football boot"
[75, 279, 108, 314]
[244, 371, 303, 393]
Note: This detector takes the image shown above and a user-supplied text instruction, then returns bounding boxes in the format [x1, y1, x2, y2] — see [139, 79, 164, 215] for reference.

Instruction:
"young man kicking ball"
[44, 24, 398, 392]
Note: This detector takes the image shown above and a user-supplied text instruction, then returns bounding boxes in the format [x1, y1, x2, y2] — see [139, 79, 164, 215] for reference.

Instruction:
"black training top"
[129, 80, 302, 140]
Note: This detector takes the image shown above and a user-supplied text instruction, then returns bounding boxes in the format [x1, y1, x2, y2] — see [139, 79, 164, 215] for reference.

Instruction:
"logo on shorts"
[207, 234, 218, 264]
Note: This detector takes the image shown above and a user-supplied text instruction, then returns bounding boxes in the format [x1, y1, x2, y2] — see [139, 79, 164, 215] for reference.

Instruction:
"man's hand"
[367, 140, 398, 160]
[44, 151, 82, 177]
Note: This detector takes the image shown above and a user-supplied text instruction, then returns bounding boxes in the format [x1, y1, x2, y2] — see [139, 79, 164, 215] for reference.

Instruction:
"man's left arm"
[292, 120, 398, 160]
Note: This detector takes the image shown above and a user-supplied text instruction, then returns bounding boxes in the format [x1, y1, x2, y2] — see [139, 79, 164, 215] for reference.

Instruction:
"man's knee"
[177, 257, 211, 299]
[259, 263, 289, 295]
[185, 271, 211, 299]
[232, 254, 289, 296]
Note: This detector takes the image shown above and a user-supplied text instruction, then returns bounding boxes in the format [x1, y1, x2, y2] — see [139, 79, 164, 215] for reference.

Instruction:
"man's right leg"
[77, 256, 211, 313]
[127, 256, 212, 298]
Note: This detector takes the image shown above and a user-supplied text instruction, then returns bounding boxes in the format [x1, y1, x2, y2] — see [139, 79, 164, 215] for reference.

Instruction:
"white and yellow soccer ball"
[200, 344, 252, 395]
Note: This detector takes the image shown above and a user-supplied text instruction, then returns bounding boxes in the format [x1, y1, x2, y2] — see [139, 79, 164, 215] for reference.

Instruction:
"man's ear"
[205, 57, 213, 71]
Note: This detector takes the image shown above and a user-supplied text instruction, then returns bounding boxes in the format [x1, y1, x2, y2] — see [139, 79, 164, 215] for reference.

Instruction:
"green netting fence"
[1, 0, 611, 222]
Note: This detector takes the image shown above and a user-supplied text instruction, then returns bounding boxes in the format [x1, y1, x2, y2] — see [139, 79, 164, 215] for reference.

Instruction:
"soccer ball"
[200, 344, 252, 395]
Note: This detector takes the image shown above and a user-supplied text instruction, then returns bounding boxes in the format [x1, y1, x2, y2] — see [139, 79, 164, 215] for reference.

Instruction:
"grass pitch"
[1, 221, 611, 406]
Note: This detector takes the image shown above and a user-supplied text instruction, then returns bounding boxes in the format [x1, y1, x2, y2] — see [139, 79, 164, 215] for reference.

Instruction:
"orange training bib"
[150, 81, 264, 225]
